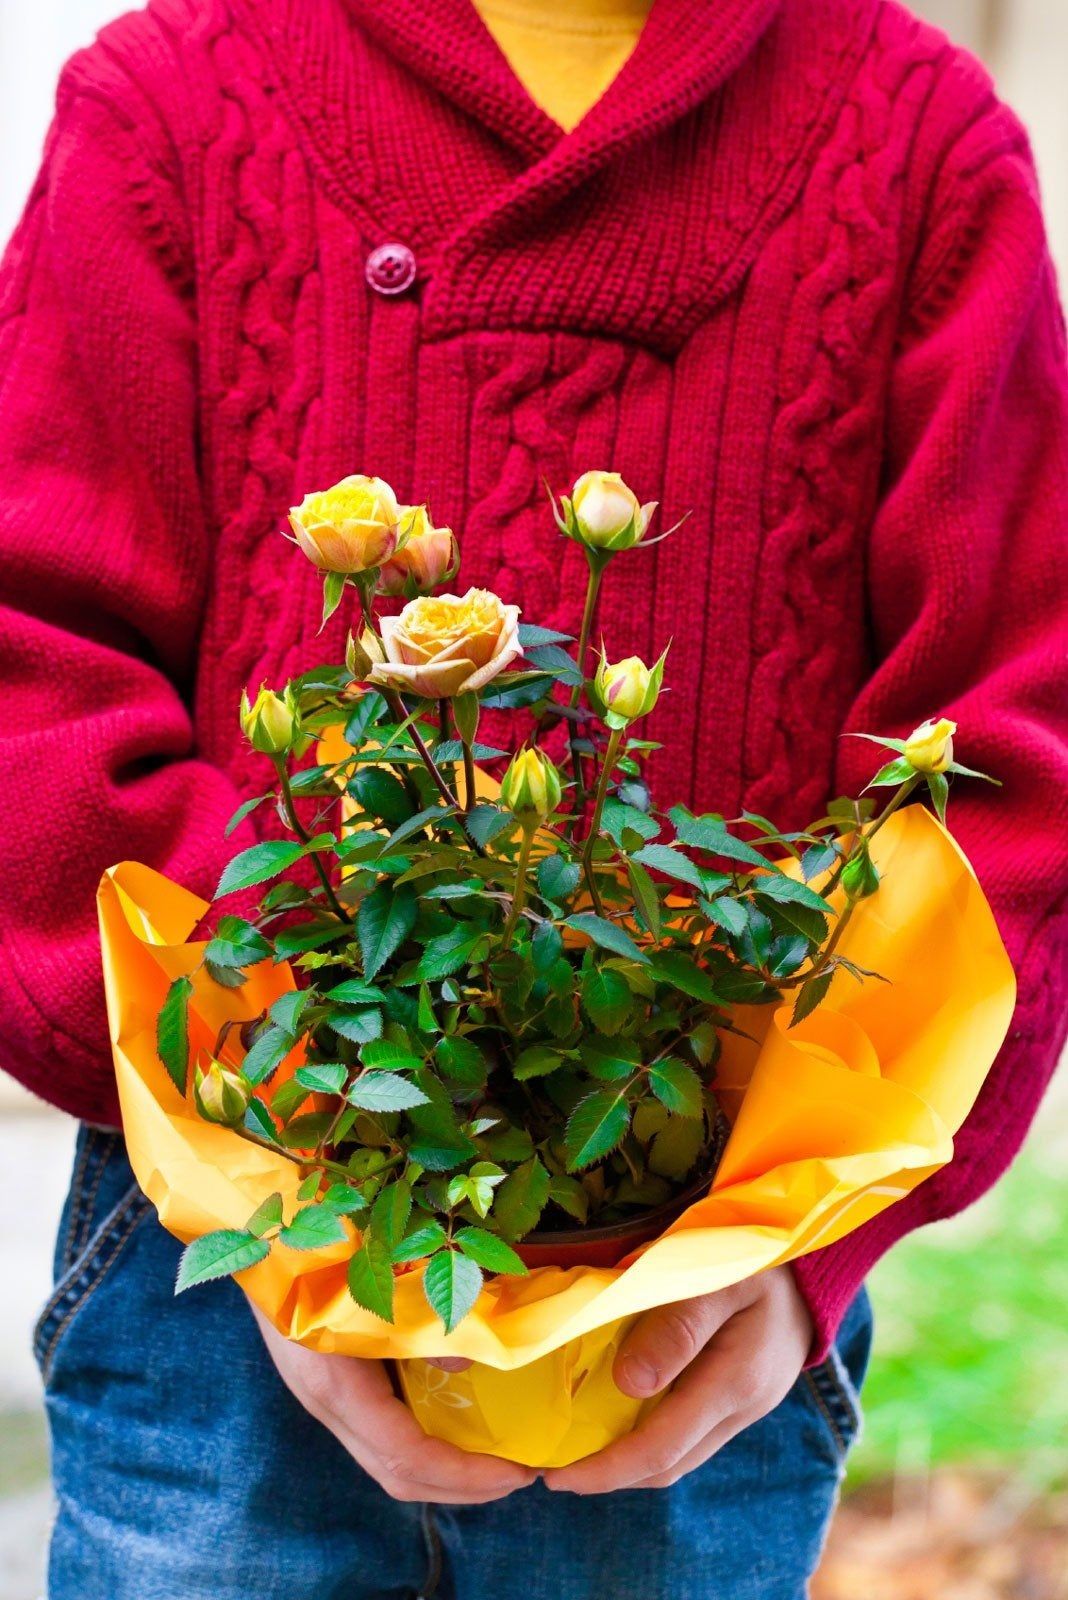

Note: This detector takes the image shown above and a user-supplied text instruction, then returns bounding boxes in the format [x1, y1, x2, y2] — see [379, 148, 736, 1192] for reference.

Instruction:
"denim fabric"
[39, 1126, 872, 1600]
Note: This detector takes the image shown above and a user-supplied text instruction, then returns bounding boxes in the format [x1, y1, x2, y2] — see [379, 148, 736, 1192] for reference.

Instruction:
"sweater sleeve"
[791, 111, 1068, 1360]
[0, 77, 251, 1124]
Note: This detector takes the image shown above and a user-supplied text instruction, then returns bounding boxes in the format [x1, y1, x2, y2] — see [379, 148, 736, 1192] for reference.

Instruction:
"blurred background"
[0, 1, 1066, 1597]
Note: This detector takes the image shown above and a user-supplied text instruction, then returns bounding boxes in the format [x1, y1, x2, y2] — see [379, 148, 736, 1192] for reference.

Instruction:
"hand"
[250, 1303, 535, 1504]
[543, 1266, 814, 1494]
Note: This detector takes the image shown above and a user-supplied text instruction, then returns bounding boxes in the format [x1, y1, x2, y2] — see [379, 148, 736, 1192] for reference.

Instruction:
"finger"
[613, 1285, 745, 1398]
[627, 1407, 757, 1490]
[548, 1299, 773, 1495]
[320, 1353, 536, 1503]
[424, 1356, 474, 1372]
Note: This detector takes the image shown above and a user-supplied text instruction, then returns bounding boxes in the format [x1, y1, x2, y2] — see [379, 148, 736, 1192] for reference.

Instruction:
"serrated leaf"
[453, 1227, 528, 1276]
[547, 1174, 590, 1223]
[241, 1025, 293, 1087]
[416, 927, 484, 981]
[513, 1043, 569, 1080]
[343, 691, 387, 747]
[245, 1192, 283, 1237]
[580, 966, 632, 1035]
[492, 1156, 551, 1240]
[357, 883, 417, 979]
[464, 803, 515, 848]
[627, 860, 662, 938]
[216, 840, 307, 897]
[648, 1115, 705, 1179]
[319, 1182, 368, 1216]
[295, 1062, 348, 1095]
[243, 1098, 277, 1141]
[537, 854, 582, 904]
[348, 767, 415, 829]
[517, 623, 575, 647]
[325, 1008, 383, 1047]
[225, 793, 271, 837]
[752, 875, 833, 914]
[647, 950, 726, 1004]
[669, 811, 777, 871]
[371, 1179, 413, 1248]
[434, 1036, 488, 1088]
[204, 915, 272, 968]
[278, 1204, 349, 1251]
[347, 1236, 395, 1322]
[175, 1229, 269, 1292]
[347, 1072, 430, 1112]
[563, 913, 648, 964]
[791, 969, 834, 1026]
[157, 976, 192, 1094]
[423, 1249, 483, 1332]
[580, 1037, 642, 1080]
[326, 978, 387, 1005]
[565, 1089, 631, 1171]
[602, 798, 661, 845]
[801, 841, 839, 881]
[648, 1057, 704, 1119]
[703, 895, 748, 938]
[361, 1039, 424, 1070]
[632, 843, 706, 890]
[392, 1221, 447, 1262]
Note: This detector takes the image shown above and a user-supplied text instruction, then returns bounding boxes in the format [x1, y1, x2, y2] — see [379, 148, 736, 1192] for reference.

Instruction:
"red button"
[365, 243, 417, 296]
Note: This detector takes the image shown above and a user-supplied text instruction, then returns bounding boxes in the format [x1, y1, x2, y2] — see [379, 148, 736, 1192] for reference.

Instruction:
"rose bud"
[841, 844, 880, 901]
[194, 1060, 252, 1125]
[565, 471, 657, 552]
[904, 717, 957, 773]
[240, 684, 297, 756]
[593, 646, 668, 727]
[501, 748, 563, 827]
[345, 627, 384, 680]
[369, 588, 522, 699]
[288, 474, 405, 574]
[376, 505, 458, 597]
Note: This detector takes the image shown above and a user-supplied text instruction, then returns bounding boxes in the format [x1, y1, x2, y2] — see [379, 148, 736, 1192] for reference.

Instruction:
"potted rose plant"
[161, 470, 982, 1333]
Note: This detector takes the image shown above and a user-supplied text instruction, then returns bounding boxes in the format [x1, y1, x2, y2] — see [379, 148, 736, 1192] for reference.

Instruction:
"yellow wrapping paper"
[98, 805, 1015, 1467]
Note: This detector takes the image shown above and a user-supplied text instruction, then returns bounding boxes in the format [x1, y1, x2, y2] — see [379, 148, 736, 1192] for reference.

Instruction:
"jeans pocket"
[801, 1343, 864, 1461]
[35, 1127, 151, 1383]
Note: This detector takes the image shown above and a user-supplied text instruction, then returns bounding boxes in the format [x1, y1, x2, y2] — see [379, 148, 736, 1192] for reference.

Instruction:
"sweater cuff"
[790, 1221, 895, 1366]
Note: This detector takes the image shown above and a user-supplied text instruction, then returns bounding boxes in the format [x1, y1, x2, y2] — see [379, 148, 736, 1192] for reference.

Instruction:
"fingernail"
[618, 1353, 659, 1395]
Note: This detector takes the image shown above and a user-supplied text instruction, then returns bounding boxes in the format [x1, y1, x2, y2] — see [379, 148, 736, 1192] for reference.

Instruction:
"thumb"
[424, 1356, 473, 1372]
[613, 1290, 739, 1398]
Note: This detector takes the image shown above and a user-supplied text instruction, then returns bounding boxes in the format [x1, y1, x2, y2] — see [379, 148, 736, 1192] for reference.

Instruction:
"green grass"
[851, 1119, 1068, 1489]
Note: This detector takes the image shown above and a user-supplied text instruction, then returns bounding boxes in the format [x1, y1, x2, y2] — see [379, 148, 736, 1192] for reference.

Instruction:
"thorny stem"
[580, 725, 623, 916]
[501, 827, 535, 949]
[277, 763, 352, 924]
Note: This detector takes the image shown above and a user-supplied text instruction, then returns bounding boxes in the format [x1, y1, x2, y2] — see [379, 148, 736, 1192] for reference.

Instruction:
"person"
[2, 0, 1066, 1595]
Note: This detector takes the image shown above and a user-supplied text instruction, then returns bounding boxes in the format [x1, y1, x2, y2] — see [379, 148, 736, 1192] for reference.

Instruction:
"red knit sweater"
[1, 0, 1066, 1360]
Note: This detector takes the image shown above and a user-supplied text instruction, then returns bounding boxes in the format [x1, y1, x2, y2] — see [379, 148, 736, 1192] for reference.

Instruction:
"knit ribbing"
[0, 0, 1065, 1360]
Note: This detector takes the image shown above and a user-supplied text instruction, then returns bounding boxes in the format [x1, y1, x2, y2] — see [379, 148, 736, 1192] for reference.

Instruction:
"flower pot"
[515, 1113, 731, 1271]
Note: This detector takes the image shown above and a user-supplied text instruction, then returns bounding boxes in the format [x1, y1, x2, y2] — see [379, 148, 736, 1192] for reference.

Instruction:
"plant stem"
[501, 827, 535, 948]
[580, 725, 622, 915]
[822, 775, 920, 898]
[277, 763, 352, 924]
[568, 556, 604, 709]
[462, 737, 478, 815]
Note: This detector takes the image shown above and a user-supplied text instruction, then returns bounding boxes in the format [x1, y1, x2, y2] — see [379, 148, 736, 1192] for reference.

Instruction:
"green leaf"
[274, 922, 350, 958]
[648, 1115, 705, 1180]
[801, 841, 839, 881]
[225, 793, 270, 837]
[295, 1062, 348, 1095]
[348, 767, 413, 829]
[319, 1182, 368, 1216]
[562, 913, 649, 964]
[647, 950, 726, 1004]
[537, 855, 582, 904]
[392, 1221, 447, 1262]
[357, 883, 417, 978]
[434, 1036, 488, 1088]
[423, 1249, 484, 1333]
[465, 804, 515, 848]
[702, 895, 748, 938]
[415, 927, 484, 982]
[245, 1192, 283, 1237]
[580, 966, 632, 1035]
[517, 623, 574, 647]
[565, 1089, 631, 1171]
[241, 1026, 293, 1087]
[216, 840, 307, 897]
[492, 1156, 551, 1240]
[347, 1072, 430, 1112]
[205, 915, 273, 968]
[648, 1057, 704, 1119]
[278, 1204, 349, 1251]
[343, 691, 387, 748]
[371, 1179, 413, 1248]
[270, 990, 314, 1034]
[868, 756, 916, 787]
[157, 976, 192, 1094]
[547, 1174, 590, 1223]
[601, 798, 661, 845]
[791, 969, 834, 1026]
[513, 1044, 569, 1080]
[632, 843, 706, 891]
[580, 1037, 642, 1080]
[175, 1229, 269, 1292]
[326, 978, 387, 1006]
[327, 1007, 384, 1045]
[298, 1170, 321, 1201]
[361, 1039, 425, 1071]
[347, 1236, 395, 1322]
[755, 895, 827, 946]
[669, 810, 777, 870]
[243, 1098, 278, 1141]
[453, 1227, 528, 1276]
[627, 860, 662, 938]
[752, 875, 832, 914]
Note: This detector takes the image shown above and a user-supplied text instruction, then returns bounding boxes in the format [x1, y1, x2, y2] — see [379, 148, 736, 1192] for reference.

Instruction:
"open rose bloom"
[370, 589, 522, 697]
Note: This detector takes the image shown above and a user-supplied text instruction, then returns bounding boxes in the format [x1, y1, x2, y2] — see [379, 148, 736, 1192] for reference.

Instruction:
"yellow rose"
[904, 717, 957, 773]
[194, 1060, 252, 1125]
[501, 748, 563, 826]
[594, 648, 668, 726]
[376, 505, 457, 596]
[288, 474, 404, 574]
[240, 683, 297, 756]
[370, 589, 522, 699]
[567, 471, 656, 552]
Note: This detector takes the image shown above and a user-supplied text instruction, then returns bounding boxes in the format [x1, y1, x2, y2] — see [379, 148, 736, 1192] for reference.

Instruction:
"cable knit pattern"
[1, 0, 1065, 1360]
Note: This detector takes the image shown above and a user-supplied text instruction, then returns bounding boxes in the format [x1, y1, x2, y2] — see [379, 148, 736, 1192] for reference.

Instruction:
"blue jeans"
[37, 1127, 872, 1600]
